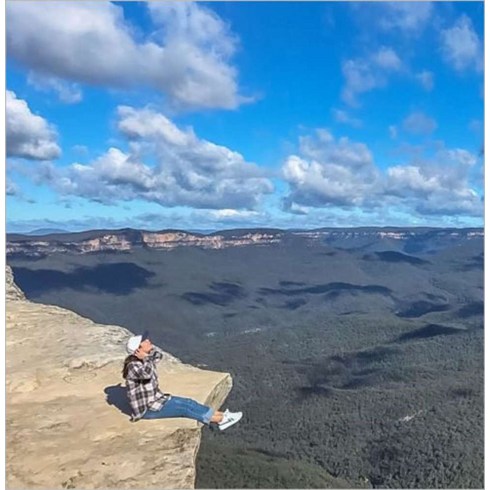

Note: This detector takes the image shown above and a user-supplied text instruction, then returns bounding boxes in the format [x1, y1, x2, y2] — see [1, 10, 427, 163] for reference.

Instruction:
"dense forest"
[8, 230, 484, 488]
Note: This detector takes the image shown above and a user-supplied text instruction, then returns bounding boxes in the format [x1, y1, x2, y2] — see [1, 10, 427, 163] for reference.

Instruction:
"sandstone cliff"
[6, 266, 232, 489]
[7, 227, 483, 257]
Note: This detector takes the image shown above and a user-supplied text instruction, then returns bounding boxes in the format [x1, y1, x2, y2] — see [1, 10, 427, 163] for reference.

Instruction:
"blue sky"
[6, 1, 484, 233]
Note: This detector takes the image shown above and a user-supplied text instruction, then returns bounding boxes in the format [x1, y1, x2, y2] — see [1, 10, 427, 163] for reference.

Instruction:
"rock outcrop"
[6, 266, 232, 489]
[6, 266, 25, 301]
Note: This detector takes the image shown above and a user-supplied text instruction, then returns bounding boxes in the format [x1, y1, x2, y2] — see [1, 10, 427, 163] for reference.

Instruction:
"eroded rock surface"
[6, 266, 232, 489]
[6, 265, 25, 301]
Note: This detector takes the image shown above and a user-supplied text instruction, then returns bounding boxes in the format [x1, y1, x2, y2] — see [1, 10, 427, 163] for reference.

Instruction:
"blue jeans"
[142, 396, 214, 424]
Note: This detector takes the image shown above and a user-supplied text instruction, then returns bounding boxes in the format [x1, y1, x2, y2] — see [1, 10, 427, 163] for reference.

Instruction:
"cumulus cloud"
[281, 129, 482, 218]
[416, 71, 434, 91]
[386, 170, 480, 216]
[385, 147, 481, 216]
[402, 112, 437, 135]
[341, 47, 402, 106]
[282, 129, 380, 209]
[7, 1, 247, 110]
[6, 90, 61, 160]
[440, 14, 482, 72]
[379, 2, 433, 33]
[37, 106, 273, 210]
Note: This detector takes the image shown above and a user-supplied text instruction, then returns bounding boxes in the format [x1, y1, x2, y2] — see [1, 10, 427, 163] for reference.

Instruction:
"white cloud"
[341, 47, 402, 106]
[373, 47, 402, 70]
[440, 14, 482, 72]
[282, 130, 380, 209]
[37, 106, 273, 210]
[415, 71, 434, 91]
[385, 147, 481, 216]
[379, 2, 433, 33]
[402, 112, 437, 135]
[282, 129, 482, 218]
[27, 73, 82, 104]
[7, 1, 247, 110]
[387, 165, 440, 195]
[341, 59, 378, 106]
[207, 209, 261, 220]
[6, 90, 61, 160]
[386, 165, 481, 217]
[6, 179, 19, 196]
[332, 108, 362, 128]
[442, 148, 477, 167]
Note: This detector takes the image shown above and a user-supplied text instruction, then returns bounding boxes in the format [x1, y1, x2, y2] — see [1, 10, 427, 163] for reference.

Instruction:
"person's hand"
[134, 347, 148, 360]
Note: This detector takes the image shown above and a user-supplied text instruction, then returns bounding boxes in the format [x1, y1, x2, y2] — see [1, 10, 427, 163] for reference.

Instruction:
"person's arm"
[126, 358, 154, 381]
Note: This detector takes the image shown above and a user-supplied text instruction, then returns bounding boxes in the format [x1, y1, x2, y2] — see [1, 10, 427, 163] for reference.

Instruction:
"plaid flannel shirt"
[125, 346, 170, 422]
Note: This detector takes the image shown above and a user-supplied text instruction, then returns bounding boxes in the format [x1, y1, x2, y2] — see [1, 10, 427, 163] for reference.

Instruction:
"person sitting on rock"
[122, 331, 242, 431]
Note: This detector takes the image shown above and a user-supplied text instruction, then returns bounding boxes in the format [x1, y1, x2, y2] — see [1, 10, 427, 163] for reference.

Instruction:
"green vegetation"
[196, 443, 363, 488]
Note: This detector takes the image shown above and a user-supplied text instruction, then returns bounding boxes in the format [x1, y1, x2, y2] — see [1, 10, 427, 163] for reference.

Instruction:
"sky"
[5, 1, 484, 233]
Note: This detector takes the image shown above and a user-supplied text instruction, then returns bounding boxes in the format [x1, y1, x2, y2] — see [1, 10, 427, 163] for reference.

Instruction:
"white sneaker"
[218, 410, 243, 431]
[217, 409, 232, 427]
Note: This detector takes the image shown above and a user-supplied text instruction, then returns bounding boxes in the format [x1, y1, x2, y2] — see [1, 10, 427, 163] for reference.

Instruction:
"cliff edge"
[6, 266, 233, 489]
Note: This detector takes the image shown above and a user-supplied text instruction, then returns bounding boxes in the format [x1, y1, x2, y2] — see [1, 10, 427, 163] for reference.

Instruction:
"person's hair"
[122, 354, 140, 379]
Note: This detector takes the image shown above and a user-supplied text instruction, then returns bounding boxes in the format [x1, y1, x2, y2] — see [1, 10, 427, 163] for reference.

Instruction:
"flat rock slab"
[7, 294, 232, 489]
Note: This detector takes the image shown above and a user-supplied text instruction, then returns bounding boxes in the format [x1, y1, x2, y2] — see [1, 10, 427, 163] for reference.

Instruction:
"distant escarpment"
[6, 227, 483, 257]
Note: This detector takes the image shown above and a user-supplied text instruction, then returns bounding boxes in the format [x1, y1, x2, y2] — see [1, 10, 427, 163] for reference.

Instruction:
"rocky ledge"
[6, 266, 232, 489]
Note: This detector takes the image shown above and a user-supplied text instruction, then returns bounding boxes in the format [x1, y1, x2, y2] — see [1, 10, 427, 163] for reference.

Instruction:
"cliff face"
[6, 227, 483, 256]
[6, 230, 283, 256]
[6, 266, 25, 301]
[6, 266, 232, 489]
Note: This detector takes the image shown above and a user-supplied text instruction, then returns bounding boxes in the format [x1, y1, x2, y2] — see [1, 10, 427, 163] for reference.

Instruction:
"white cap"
[126, 335, 142, 355]
[126, 331, 149, 355]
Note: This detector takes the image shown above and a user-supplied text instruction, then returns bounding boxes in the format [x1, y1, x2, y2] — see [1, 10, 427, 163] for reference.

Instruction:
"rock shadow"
[104, 384, 132, 417]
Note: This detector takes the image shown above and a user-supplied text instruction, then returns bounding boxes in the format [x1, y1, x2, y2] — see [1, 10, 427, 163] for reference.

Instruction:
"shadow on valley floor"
[291, 345, 402, 398]
[396, 300, 451, 318]
[394, 324, 463, 342]
[11, 263, 156, 296]
[362, 251, 430, 266]
[182, 281, 247, 306]
[259, 282, 393, 297]
[457, 301, 484, 318]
